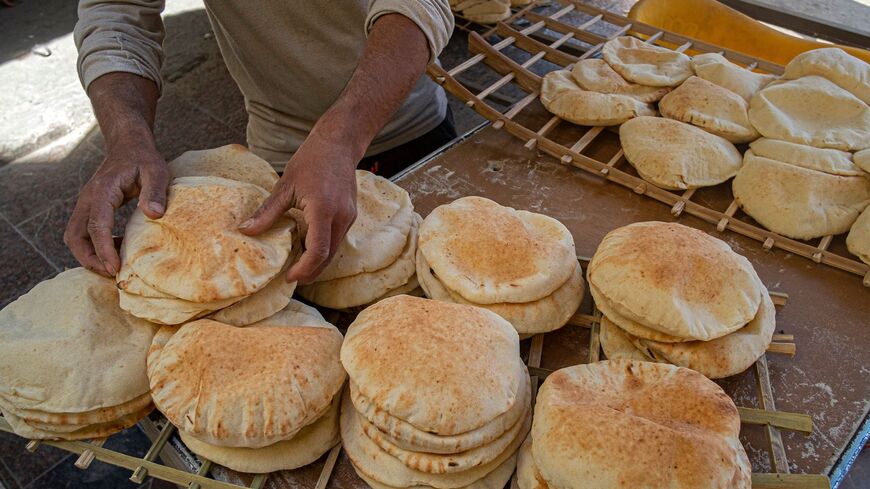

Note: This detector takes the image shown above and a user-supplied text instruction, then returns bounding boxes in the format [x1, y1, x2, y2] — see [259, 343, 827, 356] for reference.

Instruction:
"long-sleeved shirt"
[75, 1, 454, 166]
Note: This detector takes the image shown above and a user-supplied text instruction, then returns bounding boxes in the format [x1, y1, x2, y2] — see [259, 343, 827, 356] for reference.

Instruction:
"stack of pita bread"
[734, 48, 870, 241]
[416, 196, 583, 336]
[592, 222, 774, 379]
[117, 145, 300, 326]
[518, 360, 751, 489]
[147, 301, 345, 473]
[0, 268, 158, 439]
[298, 170, 421, 309]
[449, 0, 511, 24]
[340, 296, 531, 489]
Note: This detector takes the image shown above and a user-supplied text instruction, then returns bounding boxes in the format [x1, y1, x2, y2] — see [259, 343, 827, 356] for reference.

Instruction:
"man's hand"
[65, 72, 162, 276]
[65, 140, 168, 276]
[239, 137, 358, 285]
[240, 13, 430, 284]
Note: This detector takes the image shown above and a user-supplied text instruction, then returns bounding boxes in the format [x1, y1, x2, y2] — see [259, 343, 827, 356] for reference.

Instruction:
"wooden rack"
[433, 0, 870, 287]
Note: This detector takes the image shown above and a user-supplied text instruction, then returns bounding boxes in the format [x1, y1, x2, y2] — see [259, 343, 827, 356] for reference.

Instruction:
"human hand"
[64, 137, 169, 277]
[239, 136, 357, 284]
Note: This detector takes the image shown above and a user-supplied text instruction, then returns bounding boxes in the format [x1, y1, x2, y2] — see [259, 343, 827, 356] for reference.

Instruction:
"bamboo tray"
[432, 0, 870, 287]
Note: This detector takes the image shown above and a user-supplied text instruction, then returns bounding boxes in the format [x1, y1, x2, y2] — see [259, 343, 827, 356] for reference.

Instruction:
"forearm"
[312, 13, 431, 162]
[87, 72, 160, 153]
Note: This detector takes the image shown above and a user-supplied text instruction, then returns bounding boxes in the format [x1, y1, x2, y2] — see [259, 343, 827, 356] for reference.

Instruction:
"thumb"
[139, 162, 170, 219]
[239, 186, 291, 236]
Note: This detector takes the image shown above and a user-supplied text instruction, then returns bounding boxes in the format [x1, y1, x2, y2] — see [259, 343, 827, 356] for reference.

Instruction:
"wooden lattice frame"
[432, 0, 870, 287]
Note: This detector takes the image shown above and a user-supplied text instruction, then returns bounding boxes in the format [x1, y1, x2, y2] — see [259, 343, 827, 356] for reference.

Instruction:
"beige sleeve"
[74, 0, 166, 93]
[365, 0, 455, 63]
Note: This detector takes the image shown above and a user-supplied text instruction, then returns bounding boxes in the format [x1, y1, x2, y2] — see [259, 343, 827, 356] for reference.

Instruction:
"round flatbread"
[121, 176, 294, 303]
[298, 214, 420, 309]
[0, 268, 158, 413]
[846, 207, 870, 265]
[749, 138, 862, 176]
[0, 393, 152, 428]
[516, 435, 548, 489]
[732, 151, 870, 240]
[748, 76, 870, 151]
[341, 392, 529, 489]
[341, 296, 521, 436]
[359, 372, 529, 474]
[315, 170, 415, 282]
[540, 70, 656, 126]
[591, 283, 690, 343]
[417, 250, 584, 335]
[631, 288, 775, 379]
[349, 362, 529, 455]
[588, 222, 763, 341]
[418, 196, 576, 304]
[0, 403, 153, 441]
[532, 361, 751, 489]
[601, 36, 692, 87]
[855, 149, 870, 174]
[620, 116, 742, 190]
[599, 316, 655, 362]
[178, 394, 340, 473]
[148, 319, 345, 448]
[691, 52, 776, 102]
[571, 59, 671, 103]
[168, 144, 279, 191]
[783, 47, 870, 105]
[660, 76, 759, 143]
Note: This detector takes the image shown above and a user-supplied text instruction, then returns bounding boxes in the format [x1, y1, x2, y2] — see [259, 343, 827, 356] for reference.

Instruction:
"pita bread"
[341, 296, 521, 436]
[419, 196, 576, 304]
[247, 299, 330, 328]
[417, 250, 584, 335]
[341, 392, 529, 489]
[630, 289, 775, 379]
[588, 222, 763, 341]
[599, 316, 655, 362]
[855, 149, 870, 173]
[591, 283, 690, 343]
[316, 170, 415, 282]
[0, 268, 158, 413]
[168, 144, 279, 191]
[516, 436, 548, 489]
[540, 70, 656, 126]
[691, 53, 776, 101]
[147, 319, 345, 448]
[353, 451, 518, 489]
[660, 76, 759, 143]
[748, 76, 870, 151]
[352, 364, 529, 459]
[732, 151, 870, 239]
[570, 59, 670, 103]
[749, 138, 862, 176]
[532, 361, 751, 489]
[460, 1, 510, 24]
[0, 403, 153, 441]
[360, 373, 529, 474]
[783, 48, 870, 105]
[178, 394, 340, 473]
[846, 207, 870, 265]
[620, 116, 742, 190]
[349, 363, 528, 455]
[117, 289, 235, 325]
[0, 393, 152, 428]
[298, 214, 420, 309]
[601, 36, 692, 87]
[208, 231, 302, 326]
[121, 176, 294, 303]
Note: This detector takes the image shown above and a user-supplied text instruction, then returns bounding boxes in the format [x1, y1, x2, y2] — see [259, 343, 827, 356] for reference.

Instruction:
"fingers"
[239, 181, 292, 236]
[286, 207, 332, 284]
[88, 201, 121, 276]
[138, 161, 170, 219]
[64, 200, 110, 276]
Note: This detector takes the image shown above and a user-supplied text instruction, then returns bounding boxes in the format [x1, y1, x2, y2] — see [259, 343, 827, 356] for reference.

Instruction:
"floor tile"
[0, 430, 69, 488]
[0, 457, 22, 489]
[103, 426, 151, 459]
[18, 198, 138, 272]
[0, 218, 58, 307]
[0, 135, 103, 226]
[153, 90, 244, 162]
[167, 54, 246, 136]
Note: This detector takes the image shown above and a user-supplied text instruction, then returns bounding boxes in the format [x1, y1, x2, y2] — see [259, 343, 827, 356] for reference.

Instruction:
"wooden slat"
[496, 23, 579, 66]
[756, 355, 791, 473]
[738, 407, 813, 434]
[751, 473, 831, 488]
